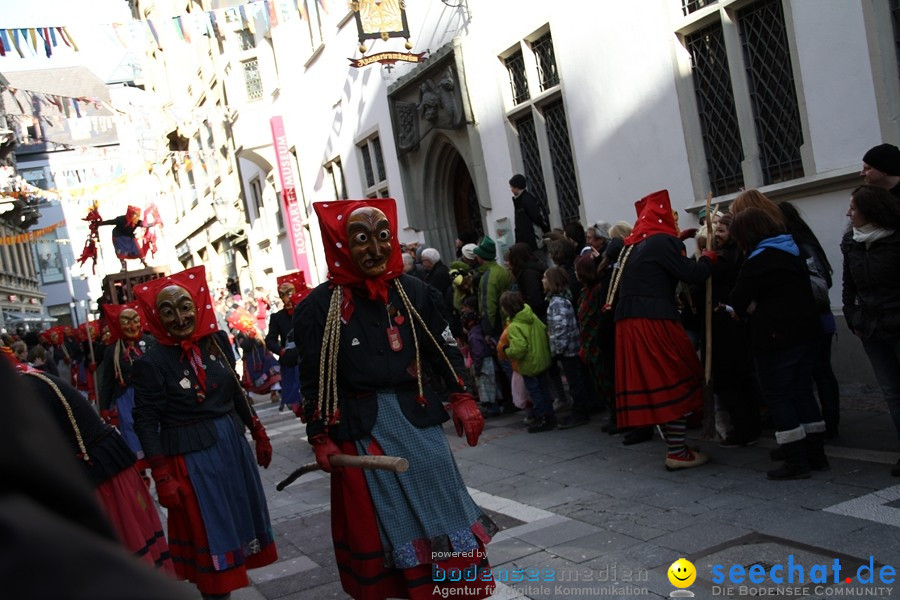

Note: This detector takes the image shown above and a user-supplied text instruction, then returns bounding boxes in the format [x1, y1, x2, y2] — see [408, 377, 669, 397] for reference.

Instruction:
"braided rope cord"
[313, 279, 466, 430]
[604, 244, 634, 309]
[24, 371, 90, 461]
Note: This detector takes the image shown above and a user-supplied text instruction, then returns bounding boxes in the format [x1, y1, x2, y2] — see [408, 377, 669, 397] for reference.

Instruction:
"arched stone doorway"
[421, 135, 482, 260]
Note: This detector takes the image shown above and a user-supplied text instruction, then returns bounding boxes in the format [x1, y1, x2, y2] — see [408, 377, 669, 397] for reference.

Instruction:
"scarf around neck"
[853, 224, 895, 247]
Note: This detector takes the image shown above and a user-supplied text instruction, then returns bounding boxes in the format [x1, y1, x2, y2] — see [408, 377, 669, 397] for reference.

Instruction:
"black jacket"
[98, 335, 153, 411]
[265, 308, 297, 367]
[513, 189, 550, 251]
[294, 274, 469, 441]
[425, 260, 453, 297]
[24, 371, 135, 487]
[841, 229, 900, 340]
[132, 330, 255, 457]
[729, 247, 822, 354]
[614, 234, 711, 322]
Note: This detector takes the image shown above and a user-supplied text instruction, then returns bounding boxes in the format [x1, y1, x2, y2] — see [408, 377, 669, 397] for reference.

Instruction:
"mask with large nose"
[155, 284, 197, 340]
[347, 206, 393, 278]
[118, 307, 142, 340]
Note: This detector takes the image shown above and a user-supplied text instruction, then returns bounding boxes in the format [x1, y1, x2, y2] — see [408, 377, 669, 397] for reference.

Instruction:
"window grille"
[505, 51, 530, 105]
[685, 22, 745, 195]
[681, 0, 717, 17]
[738, 0, 804, 184]
[532, 32, 559, 91]
[515, 115, 549, 215]
[242, 59, 263, 101]
[238, 28, 255, 51]
[372, 137, 386, 181]
[543, 100, 581, 225]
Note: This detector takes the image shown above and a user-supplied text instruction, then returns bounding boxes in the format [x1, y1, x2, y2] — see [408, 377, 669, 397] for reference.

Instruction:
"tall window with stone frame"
[324, 158, 348, 201]
[679, 0, 804, 196]
[502, 28, 582, 226]
[242, 58, 263, 101]
[358, 135, 389, 198]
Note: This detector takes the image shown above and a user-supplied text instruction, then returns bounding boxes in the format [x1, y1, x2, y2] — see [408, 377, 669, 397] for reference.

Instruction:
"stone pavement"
[201, 383, 900, 600]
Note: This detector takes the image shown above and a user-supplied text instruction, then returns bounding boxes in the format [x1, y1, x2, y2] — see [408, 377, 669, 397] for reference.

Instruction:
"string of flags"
[0, 0, 330, 59]
[0, 220, 64, 246]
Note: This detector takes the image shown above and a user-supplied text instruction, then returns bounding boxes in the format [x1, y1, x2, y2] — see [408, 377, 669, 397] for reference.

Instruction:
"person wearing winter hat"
[862, 143, 900, 198]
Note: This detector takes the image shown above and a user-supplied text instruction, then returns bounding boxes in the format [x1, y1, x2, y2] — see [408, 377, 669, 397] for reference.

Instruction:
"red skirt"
[95, 465, 174, 575]
[615, 318, 703, 428]
[331, 440, 494, 600]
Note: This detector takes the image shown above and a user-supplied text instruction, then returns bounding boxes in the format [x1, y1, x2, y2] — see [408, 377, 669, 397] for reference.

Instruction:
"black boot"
[767, 440, 811, 480]
[805, 432, 830, 471]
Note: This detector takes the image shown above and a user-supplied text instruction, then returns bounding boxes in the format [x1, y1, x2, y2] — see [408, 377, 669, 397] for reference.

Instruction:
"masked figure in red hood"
[610, 190, 717, 471]
[131, 266, 277, 597]
[264, 271, 309, 412]
[294, 198, 496, 600]
[98, 302, 154, 460]
[101, 205, 149, 271]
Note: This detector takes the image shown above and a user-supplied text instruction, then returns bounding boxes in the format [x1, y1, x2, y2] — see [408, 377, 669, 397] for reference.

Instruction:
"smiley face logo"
[668, 558, 696, 588]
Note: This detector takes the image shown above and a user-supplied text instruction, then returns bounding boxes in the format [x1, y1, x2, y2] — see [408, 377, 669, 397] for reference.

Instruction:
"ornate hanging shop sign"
[349, 0, 425, 68]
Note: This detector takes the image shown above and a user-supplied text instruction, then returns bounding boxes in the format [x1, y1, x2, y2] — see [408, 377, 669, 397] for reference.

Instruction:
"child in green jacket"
[499, 291, 556, 432]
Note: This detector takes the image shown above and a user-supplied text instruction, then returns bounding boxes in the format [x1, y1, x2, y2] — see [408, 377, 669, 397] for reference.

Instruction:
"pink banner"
[270, 116, 310, 279]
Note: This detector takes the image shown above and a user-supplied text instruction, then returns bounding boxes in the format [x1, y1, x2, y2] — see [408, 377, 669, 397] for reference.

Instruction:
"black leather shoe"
[622, 427, 653, 445]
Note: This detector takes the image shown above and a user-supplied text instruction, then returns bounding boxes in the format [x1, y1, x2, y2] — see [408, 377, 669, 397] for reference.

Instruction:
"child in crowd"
[544, 266, 591, 429]
[498, 291, 555, 432]
[461, 303, 497, 409]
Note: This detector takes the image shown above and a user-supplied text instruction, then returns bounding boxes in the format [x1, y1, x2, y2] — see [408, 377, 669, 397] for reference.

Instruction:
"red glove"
[449, 393, 484, 447]
[87, 362, 97, 373]
[99, 409, 112, 424]
[700, 249, 718, 266]
[678, 227, 699, 241]
[309, 434, 342, 473]
[148, 456, 182, 509]
[249, 417, 272, 468]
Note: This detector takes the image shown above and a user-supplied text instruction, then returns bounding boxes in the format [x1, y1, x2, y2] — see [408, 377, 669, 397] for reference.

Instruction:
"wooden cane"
[276, 454, 409, 491]
[702, 193, 716, 439]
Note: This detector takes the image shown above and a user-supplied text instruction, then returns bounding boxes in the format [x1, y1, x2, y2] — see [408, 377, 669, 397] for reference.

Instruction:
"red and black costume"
[295, 199, 495, 600]
[613, 190, 714, 469]
[132, 266, 277, 597]
[17, 363, 173, 573]
[99, 302, 154, 460]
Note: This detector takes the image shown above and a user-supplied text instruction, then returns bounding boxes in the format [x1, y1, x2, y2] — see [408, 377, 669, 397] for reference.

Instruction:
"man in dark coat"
[509, 174, 550, 251]
[421, 247, 452, 298]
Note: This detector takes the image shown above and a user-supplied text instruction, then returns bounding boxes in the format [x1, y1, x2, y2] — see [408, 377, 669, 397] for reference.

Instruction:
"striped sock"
[663, 418, 689, 458]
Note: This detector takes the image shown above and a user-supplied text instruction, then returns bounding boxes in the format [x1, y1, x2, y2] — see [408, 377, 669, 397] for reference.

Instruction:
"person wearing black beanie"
[862, 143, 900, 199]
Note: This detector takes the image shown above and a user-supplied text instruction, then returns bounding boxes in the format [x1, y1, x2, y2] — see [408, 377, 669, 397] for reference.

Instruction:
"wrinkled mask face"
[101, 326, 111, 344]
[48, 331, 59, 345]
[118, 308, 142, 340]
[155, 285, 197, 340]
[347, 206, 393, 278]
[278, 282, 296, 310]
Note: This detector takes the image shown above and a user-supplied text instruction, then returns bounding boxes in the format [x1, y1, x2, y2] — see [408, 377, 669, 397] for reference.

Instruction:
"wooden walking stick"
[702, 193, 717, 439]
[276, 454, 409, 491]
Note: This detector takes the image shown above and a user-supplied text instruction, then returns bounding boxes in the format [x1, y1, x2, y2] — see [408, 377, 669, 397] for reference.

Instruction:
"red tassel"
[415, 394, 427, 407]
[601, 303, 613, 313]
